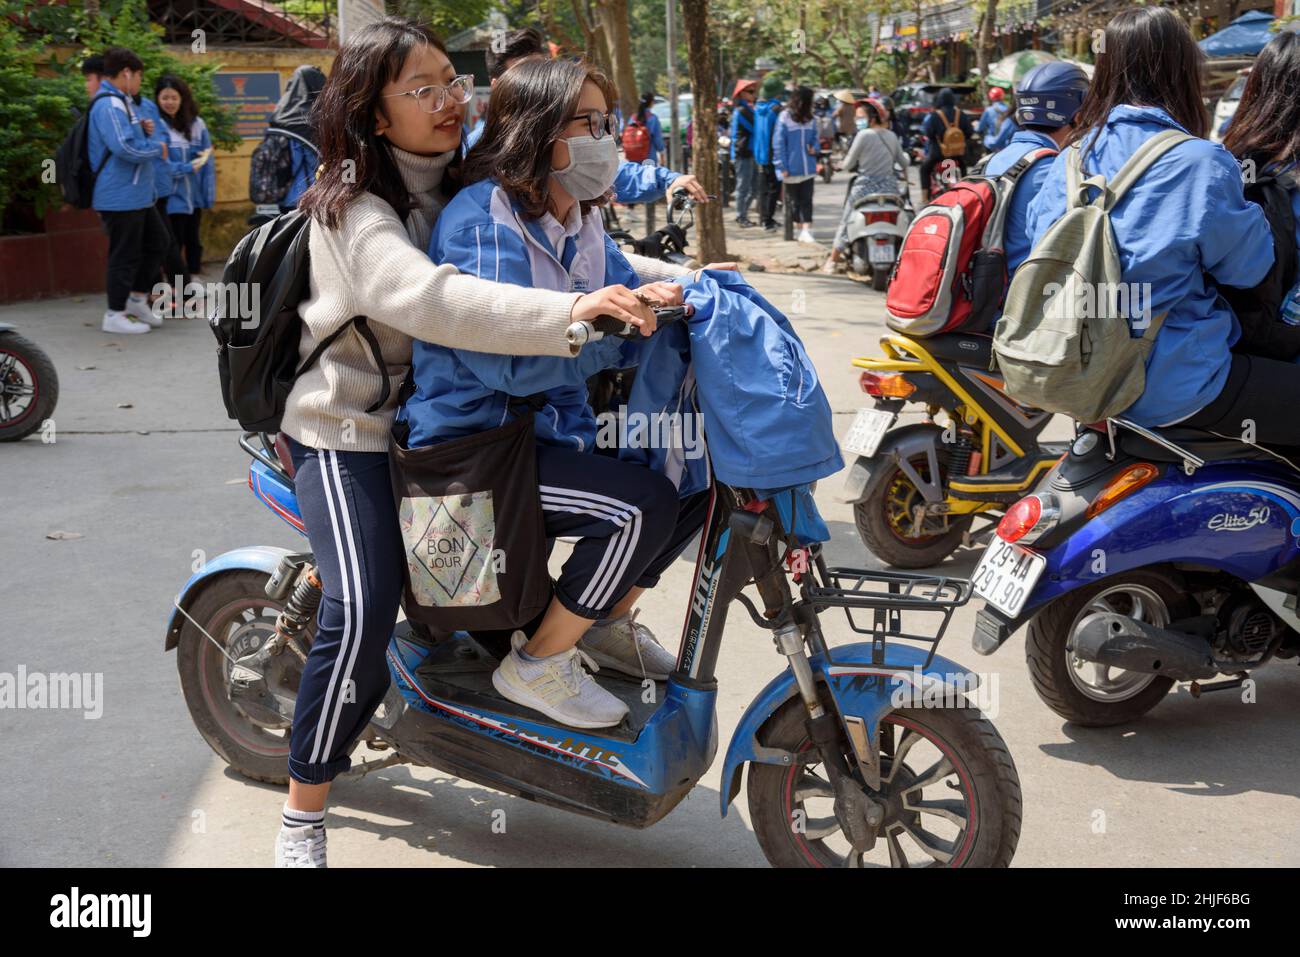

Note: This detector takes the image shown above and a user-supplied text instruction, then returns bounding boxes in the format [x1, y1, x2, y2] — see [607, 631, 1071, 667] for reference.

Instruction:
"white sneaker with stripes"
[578, 609, 677, 680]
[492, 632, 629, 729]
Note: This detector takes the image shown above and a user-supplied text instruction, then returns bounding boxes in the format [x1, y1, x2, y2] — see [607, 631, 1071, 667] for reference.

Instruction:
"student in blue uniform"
[984, 62, 1089, 278]
[400, 56, 714, 729]
[977, 86, 1014, 152]
[1026, 6, 1295, 441]
[155, 75, 215, 285]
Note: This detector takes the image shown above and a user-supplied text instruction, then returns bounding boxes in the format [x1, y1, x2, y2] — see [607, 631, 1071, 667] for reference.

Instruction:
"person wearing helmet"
[977, 86, 1013, 151]
[983, 62, 1089, 277]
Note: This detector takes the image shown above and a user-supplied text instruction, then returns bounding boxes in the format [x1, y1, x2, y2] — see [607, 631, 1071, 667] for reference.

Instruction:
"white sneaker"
[492, 632, 629, 729]
[274, 824, 327, 867]
[124, 296, 163, 328]
[578, 609, 677, 680]
[797, 227, 816, 244]
[101, 310, 151, 335]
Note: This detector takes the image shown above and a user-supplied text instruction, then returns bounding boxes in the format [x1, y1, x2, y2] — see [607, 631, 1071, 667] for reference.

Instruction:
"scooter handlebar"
[565, 304, 693, 351]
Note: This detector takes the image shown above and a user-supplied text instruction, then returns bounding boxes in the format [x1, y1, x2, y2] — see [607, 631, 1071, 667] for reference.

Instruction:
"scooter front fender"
[839, 424, 944, 503]
[719, 642, 979, 816]
[163, 545, 295, 651]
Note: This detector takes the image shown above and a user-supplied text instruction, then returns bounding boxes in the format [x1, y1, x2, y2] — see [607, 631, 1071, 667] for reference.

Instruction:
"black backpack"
[54, 91, 122, 209]
[1222, 170, 1300, 361]
[211, 210, 387, 432]
[248, 128, 317, 205]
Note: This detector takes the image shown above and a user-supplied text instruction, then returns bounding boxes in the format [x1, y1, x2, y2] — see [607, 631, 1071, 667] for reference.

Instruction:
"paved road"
[2, 191, 1297, 866]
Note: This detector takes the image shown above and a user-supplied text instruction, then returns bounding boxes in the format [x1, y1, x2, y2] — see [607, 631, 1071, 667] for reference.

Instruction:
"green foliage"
[387, 0, 497, 37]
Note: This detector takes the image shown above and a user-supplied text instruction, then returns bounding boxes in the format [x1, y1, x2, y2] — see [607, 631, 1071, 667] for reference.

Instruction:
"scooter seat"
[920, 332, 994, 369]
[1118, 427, 1300, 466]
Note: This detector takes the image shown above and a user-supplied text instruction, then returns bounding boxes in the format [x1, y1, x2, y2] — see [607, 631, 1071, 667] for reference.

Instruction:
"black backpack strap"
[294, 315, 392, 414]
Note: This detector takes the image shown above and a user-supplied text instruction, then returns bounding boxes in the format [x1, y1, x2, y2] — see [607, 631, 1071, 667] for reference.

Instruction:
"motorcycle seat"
[1117, 427, 1300, 468]
[920, 332, 994, 369]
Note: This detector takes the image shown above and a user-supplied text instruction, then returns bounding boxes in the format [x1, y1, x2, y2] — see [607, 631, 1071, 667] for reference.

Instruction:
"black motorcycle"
[0, 323, 58, 442]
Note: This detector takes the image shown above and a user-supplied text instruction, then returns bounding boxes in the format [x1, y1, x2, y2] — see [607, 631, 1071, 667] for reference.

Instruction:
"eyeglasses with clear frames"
[383, 75, 475, 114]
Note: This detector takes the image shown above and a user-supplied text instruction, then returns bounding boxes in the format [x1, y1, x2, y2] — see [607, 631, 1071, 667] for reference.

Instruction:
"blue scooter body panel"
[1023, 461, 1300, 616]
[718, 642, 977, 816]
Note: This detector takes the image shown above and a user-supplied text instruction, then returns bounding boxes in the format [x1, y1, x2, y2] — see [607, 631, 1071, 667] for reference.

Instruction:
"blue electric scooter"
[164, 313, 1022, 868]
[970, 416, 1300, 726]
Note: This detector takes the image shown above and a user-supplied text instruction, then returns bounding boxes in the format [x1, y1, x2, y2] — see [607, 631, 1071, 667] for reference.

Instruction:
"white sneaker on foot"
[102, 310, 151, 335]
[578, 609, 676, 680]
[124, 296, 163, 328]
[492, 632, 629, 729]
[797, 227, 816, 244]
[275, 824, 327, 867]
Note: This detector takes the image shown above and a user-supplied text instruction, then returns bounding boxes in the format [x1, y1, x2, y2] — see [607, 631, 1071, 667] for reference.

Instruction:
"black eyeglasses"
[568, 109, 615, 140]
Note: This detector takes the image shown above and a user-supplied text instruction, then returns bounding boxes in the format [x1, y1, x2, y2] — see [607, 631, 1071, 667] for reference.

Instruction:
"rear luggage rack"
[806, 566, 972, 669]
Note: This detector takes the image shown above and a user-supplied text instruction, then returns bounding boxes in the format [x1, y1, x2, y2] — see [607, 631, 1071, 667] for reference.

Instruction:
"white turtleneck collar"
[386, 144, 455, 250]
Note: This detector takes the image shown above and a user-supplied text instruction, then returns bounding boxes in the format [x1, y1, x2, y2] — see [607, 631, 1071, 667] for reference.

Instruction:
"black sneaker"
[763, 221, 778, 232]
[735, 217, 755, 228]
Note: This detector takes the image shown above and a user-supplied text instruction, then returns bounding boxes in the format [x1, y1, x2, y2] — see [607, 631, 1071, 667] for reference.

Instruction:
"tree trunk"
[597, 0, 640, 122]
[679, 0, 727, 264]
[976, 2, 998, 90]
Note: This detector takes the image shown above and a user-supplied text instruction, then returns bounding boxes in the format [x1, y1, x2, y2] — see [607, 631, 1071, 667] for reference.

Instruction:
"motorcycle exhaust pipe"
[1070, 613, 1220, 682]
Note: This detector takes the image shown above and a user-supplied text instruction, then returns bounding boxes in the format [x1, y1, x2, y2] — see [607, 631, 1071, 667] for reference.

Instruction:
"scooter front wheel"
[175, 569, 311, 785]
[747, 700, 1022, 867]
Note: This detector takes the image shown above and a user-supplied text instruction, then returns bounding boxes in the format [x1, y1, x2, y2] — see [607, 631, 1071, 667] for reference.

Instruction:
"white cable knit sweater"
[281, 144, 688, 452]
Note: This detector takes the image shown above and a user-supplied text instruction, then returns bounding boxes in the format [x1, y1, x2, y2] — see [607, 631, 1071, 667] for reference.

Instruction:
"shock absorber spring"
[272, 567, 322, 658]
[947, 430, 975, 477]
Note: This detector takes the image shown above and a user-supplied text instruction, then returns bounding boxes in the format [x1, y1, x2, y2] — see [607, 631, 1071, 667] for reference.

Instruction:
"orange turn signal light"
[859, 371, 916, 399]
[1085, 462, 1160, 519]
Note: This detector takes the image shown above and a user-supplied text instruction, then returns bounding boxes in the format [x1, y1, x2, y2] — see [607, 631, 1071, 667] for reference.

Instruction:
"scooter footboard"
[719, 641, 982, 816]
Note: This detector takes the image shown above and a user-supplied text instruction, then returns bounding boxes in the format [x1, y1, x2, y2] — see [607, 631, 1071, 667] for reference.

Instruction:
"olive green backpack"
[993, 129, 1192, 423]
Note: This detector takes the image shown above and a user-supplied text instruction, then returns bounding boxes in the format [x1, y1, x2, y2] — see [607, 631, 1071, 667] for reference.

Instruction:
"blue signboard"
[214, 71, 282, 139]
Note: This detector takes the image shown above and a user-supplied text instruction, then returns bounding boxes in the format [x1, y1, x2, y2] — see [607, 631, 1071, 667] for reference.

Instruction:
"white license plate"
[869, 240, 896, 264]
[972, 536, 1046, 619]
[841, 408, 896, 458]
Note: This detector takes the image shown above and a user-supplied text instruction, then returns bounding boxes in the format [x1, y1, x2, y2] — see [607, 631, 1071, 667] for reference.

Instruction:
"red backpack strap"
[979, 147, 1059, 250]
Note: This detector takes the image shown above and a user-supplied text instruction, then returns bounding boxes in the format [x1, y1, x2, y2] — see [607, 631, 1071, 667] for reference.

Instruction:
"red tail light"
[863, 211, 898, 224]
[859, 371, 915, 398]
[996, 493, 1060, 544]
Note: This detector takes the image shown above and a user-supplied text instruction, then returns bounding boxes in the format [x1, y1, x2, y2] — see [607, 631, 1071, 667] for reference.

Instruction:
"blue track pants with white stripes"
[287, 438, 404, 785]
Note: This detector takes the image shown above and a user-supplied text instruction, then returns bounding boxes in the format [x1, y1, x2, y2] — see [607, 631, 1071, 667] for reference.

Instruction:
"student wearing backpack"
[626, 92, 665, 166]
[984, 62, 1089, 277]
[88, 47, 171, 336]
[273, 16, 694, 868]
[773, 86, 820, 244]
[920, 88, 974, 201]
[248, 65, 325, 214]
[1220, 30, 1300, 361]
[1018, 6, 1280, 437]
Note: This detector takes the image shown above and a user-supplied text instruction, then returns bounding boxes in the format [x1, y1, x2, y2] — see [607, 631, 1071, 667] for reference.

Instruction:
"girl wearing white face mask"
[398, 56, 711, 730]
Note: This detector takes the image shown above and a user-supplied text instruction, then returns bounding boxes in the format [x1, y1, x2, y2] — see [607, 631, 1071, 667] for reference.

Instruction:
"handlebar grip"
[565, 304, 695, 352]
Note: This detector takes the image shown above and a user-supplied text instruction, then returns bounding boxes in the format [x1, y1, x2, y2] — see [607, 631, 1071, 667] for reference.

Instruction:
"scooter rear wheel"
[855, 451, 971, 568]
[748, 699, 1021, 867]
[175, 569, 312, 785]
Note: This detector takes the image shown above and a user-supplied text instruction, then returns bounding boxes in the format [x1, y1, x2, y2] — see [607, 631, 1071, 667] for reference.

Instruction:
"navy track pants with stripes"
[286, 438, 404, 785]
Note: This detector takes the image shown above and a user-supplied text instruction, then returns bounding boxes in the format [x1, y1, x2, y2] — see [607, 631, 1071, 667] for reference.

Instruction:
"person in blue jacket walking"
[400, 57, 714, 728]
[464, 29, 707, 206]
[88, 47, 170, 336]
[984, 62, 1089, 278]
[1026, 6, 1293, 441]
[773, 85, 820, 244]
[753, 74, 784, 230]
[155, 76, 215, 285]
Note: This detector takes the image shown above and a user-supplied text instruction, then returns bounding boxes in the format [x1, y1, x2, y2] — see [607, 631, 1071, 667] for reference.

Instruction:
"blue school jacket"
[399, 178, 637, 451]
[88, 80, 165, 212]
[773, 110, 818, 179]
[984, 128, 1058, 275]
[162, 116, 216, 215]
[1026, 105, 1273, 427]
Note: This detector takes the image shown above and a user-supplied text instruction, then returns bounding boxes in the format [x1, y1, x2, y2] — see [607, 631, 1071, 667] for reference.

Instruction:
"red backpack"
[622, 118, 651, 163]
[885, 147, 1056, 337]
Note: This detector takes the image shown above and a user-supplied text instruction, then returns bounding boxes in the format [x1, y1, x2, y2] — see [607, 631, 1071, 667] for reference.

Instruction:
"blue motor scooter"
[164, 312, 1021, 867]
[969, 417, 1300, 726]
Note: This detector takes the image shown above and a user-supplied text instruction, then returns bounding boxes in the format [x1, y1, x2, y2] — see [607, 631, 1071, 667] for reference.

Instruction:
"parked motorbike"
[842, 173, 913, 291]
[970, 417, 1300, 726]
[840, 331, 1066, 569]
[0, 323, 58, 442]
[818, 136, 834, 184]
[165, 309, 1022, 867]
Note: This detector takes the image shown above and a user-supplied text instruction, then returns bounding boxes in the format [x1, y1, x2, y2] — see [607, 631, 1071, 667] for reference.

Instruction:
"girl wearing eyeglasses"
[275, 18, 692, 868]
[397, 55, 715, 734]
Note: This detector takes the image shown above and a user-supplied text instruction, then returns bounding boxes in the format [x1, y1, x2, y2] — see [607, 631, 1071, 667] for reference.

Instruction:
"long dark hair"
[154, 74, 198, 136]
[788, 86, 813, 124]
[298, 17, 459, 229]
[1071, 6, 1207, 150]
[463, 55, 615, 220]
[1223, 30, 1300, 170]
[636, 90, 654, 124]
